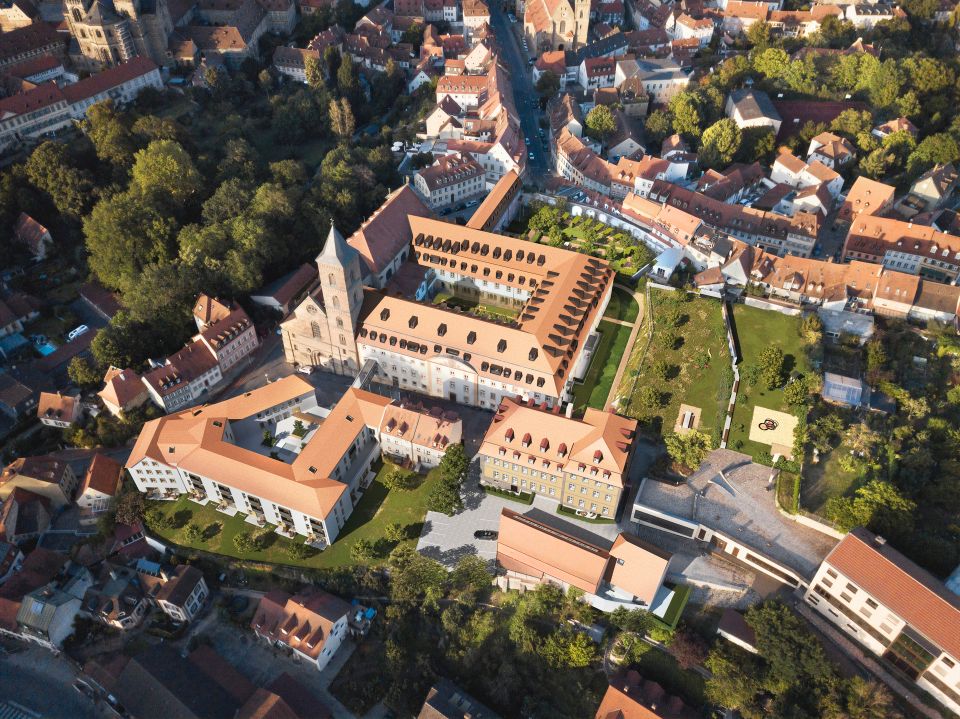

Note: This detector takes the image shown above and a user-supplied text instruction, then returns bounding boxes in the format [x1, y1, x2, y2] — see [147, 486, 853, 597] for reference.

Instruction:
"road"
[0, 644, 100, 719]
[490, 3, 550, 182]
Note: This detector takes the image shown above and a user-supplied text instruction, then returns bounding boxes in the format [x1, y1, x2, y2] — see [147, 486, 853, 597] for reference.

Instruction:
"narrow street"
[489, 4, 549, 182]
[0, 645, 101, 719]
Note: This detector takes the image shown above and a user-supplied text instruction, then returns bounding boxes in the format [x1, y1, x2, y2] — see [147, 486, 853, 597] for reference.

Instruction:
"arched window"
[72, 8, 81, 22]
[559, 20, 565, 33]
[310, 321, 322, 339]
[336, 318, 344, 329]
[328, 273, 335, 286]
[332, 296, 340, 310]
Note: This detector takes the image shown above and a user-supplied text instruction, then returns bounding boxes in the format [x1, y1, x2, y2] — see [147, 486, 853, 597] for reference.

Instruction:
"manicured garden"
[572, 319, 634, 413]
[618, 290, 731, 442]
[432, 292, 520, 321]
[143, 459, 441, 569]
[726, 305, 814, 460]
[603, 286, 640, 323]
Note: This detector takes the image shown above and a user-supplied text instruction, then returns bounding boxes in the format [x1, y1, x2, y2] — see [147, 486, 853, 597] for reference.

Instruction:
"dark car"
[474, 530, 498, 540]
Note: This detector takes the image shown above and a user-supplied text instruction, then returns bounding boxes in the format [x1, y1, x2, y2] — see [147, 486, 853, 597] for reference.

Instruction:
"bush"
[234, 531, 257, 554]
[382, 467, 417, 490]
[184, 523, 203, 544]
[351, 538, 376, 561]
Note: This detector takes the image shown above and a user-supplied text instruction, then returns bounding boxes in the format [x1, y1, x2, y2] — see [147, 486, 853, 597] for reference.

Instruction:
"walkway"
[605, 284, 647, 410]
[793, 600, 944, 719]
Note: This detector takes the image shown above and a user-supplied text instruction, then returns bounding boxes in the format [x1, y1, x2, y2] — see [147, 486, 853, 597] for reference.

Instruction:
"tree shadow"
[172, 510, 192, 529]
[203, 522, 222, 541]
[258, 531, 278, 550]
[783, 353, 797, 376]
[666, 364, 681, 381]
[405, 521, 424, 540]
[677, 313, 690, 327]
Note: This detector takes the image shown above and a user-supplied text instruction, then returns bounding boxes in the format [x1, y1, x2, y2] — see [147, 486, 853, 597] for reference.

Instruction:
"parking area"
[0, 643, 100, 719]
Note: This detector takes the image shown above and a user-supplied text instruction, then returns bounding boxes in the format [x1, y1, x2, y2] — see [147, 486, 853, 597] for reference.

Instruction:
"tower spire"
[318, 221, 358, 265]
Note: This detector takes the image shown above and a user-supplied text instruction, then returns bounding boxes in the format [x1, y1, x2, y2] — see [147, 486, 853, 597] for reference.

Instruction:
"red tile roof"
[81, 454, 123, 498]
[824, 528, 960, 659]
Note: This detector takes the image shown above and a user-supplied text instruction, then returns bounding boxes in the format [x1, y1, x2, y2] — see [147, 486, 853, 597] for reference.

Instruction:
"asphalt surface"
[0, 644, 100, 719]
[490, 4, 550, 181]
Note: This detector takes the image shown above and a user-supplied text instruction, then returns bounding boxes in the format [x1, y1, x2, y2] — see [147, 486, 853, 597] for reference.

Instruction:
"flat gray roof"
[634, 449, 837, 578]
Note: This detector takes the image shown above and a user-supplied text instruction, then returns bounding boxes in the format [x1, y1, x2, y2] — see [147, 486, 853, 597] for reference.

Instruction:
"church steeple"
[317, 223, 358, 266]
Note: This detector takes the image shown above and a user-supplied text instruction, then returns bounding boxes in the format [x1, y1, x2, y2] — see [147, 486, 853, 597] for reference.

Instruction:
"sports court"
[748, 406, 797, 459]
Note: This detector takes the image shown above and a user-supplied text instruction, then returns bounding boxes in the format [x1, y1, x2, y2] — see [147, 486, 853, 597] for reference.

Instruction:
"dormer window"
[380, 309, 390, 321]
[593, 450, 603, 464]
[409, 316, 418, 329]
[505, 428, 514, 442]
[521, 432, 531, 448]
[540, 438, 549, 451]
[557, 443, 567, 458]
[438, 323, 447, 336]
[498, 339, 507, 352]
[467, 331, 476, 344]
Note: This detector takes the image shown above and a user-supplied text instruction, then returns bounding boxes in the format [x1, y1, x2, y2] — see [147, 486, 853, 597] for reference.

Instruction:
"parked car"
[67, 325, 89, 341]
[474, 530, 498, 540]
[297, 365, 315, 375]
[466, 199, 479, 207]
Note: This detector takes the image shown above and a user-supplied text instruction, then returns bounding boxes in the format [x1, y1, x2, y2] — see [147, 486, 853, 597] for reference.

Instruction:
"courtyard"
[144, 459, 442, 570]
[572, 319, 634, 413]
[616, 290, 731, 441]
[727, 305, 814, 460]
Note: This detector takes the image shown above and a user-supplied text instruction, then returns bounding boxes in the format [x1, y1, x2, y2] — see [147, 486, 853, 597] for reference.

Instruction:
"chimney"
[565, 402, 574, 418]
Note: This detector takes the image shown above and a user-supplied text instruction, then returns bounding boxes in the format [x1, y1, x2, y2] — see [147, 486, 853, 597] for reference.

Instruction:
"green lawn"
[727, 305, 813, 459]
[618, 291, 731, 441]
[433, 293, 520, 321]
[572, 320, 633, 413]
[604, 286, 640, 323]
[144, 460, 441, 569]
[800, 448, 858, 514]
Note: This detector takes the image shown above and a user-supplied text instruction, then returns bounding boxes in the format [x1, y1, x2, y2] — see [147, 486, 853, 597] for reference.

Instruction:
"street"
[490, 4, 550, 181]
[0, 644, 101, 719]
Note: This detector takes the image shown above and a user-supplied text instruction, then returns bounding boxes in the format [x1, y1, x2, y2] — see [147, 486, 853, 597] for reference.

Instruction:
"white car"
[297, 365, 315, 375]
[67, 325, 89, 341]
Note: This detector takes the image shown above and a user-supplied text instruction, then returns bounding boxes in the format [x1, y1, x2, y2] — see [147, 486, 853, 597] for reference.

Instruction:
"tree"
[645, 111, 673, 144]
[808, 413, 844, 453]
[337, 55, 359, 100]
[329, 97, 356, 141]
[234, 531, 256, 554]
[907, 133, 960, 175]
[652, 359, 671, 382]
[746, 600, 834, 690]
[758, 346, 785, 389]
[634, 386, 663, 416]
[705, 644, 765, 716]
[382, 468, 417, 490]
[664, 431, 711, 470]
[670, 627, 709, 670]
[801, 313, 823, 344]
[609, 606, 651, 634]
[752, 47, 789, 78]
[114, 491, 144, 526]
[351, 538, 376, 561]
[184, 523, 203, 544]
[305, 54, 325, 89]
[842, 677, 898, 719]
[384, 522, 406, 542]
[746, 19, 771, 48]
[83, 100, 136, 167]
[565, 632, 597, 668]
[388, 545, 448, 606]
[668, 92, 703, 139]
[426, 479, 462, 515]
[830, 109, 874, 143]
[286, 542, 310, 560]
[145, 507, 173, 530]
[439, 443, 469, 484]
[736, 126, 776, 164]
[535, 71, 560, 97]
[699, 118, 742, 169]
[450, 555, 492, 599]
[130, 140, 204, 207]
[24, 141, 94, 219]
[784, 376, 809, 406]
[68, 356, 102, 389]
[585, 105, 617, 144]
[826, 480, 916, 536]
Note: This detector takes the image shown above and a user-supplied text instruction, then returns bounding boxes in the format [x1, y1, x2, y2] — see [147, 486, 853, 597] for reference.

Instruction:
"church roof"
[317, 224, 358, 266]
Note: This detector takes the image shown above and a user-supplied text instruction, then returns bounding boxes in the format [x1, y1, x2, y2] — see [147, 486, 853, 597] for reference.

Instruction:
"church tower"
[573, 0, 589, 50]
[316, 224, 364, 376]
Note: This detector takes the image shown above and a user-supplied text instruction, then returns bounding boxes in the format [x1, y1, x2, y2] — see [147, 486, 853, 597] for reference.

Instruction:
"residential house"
[614, 57, 690, 104]
[496, 508, 674, 613]
[419, 679, 501, 718]
[725, 89, 782, 133]
[805, 528, 960, 716]
[252, 588, 354, 671]
[770, 148, 843, 198]
[901, 163, 958, 215]
[83, 563, 150, 630]
[98, 366, 150, 417]
[0, 22, 66, 74]
[479, 396, 638, 518]
[36, 392, 82, 428]
[413, 152, 486, 209]
[578, 55, 616, 90]
[843, 214, 960, 284]
[9, 560, 91, 651]
[272, 45, 320, 82]
[139, 563, 208, 622]
[548, 93, 585, 138]
[0, 0, 37, 32]
[76, 454, 123, 525]
[872, 116, 917, 140]
[806, 131, 855, 169]
[595, 670, 698, 718]
[0, 488, 50, 543]
[13, 213, 51, 260]
[0, 368, 47, 420]
[378, 403, 462, 470]
[191, 294, 260, 372]
[671, 12, 713, 45]
[0, 455, 78, 508]
[836, 176, 896, 227]
[844, 3, 898, 29]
